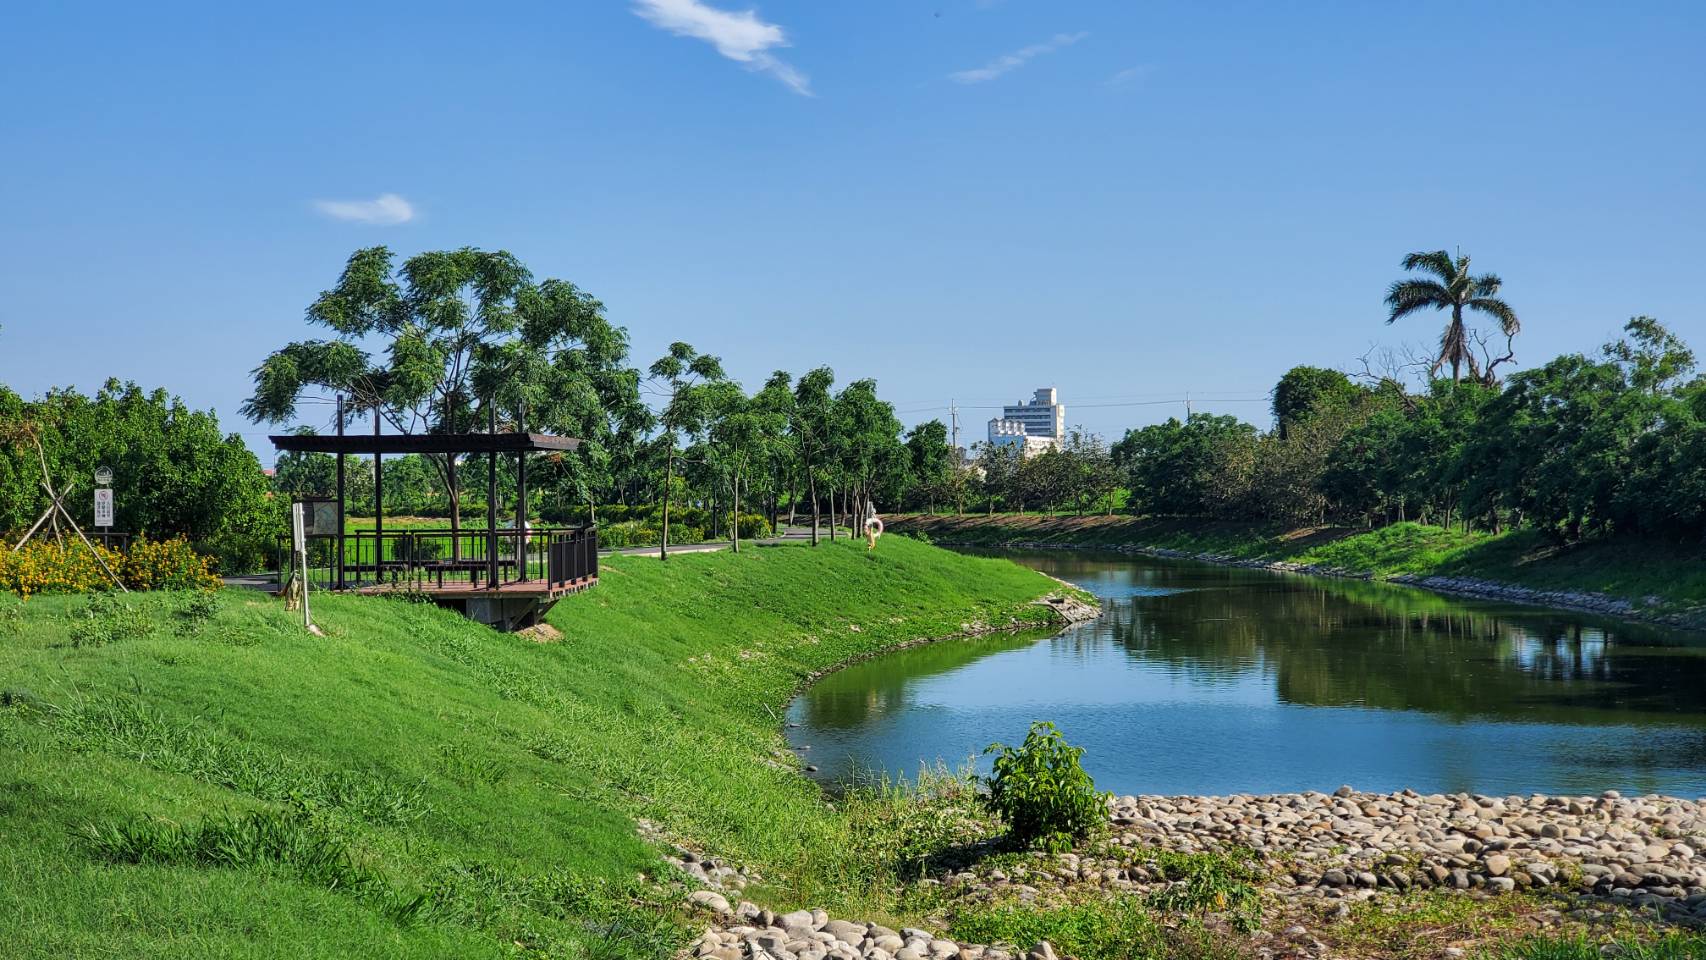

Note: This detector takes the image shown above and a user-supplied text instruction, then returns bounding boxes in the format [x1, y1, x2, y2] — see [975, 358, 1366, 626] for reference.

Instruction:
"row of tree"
[11, 245, 1694, 571]
[1111, 316, 1706, 540]
[248, 246, 989, 554]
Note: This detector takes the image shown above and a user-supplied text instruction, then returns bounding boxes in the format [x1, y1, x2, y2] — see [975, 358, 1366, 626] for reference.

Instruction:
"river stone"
[1485, 854, 1511, 877]
[822, 920, 866, 944]
[687, 890, 731, 914]
[780, 909, 818, 933]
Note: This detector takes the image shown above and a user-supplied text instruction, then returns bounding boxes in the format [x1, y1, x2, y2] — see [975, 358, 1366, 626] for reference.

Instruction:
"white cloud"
[1106, 64, 1154, 86]
[950, 31, 1088, 84]
[312, 193, 416, 225]
[632, 0, 812, 96]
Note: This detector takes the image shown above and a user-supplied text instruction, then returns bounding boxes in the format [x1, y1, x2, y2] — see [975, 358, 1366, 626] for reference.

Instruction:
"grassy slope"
[889, 515, 1706, 615]
[0, 538, 1070, 959]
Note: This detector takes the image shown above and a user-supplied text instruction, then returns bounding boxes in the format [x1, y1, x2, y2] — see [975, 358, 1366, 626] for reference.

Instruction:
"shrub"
[736, 513, 772, 540]
[595, 520, 660, 549]
[0, 541, 125, 597]
[0, 536, 218, 597]
[122, 536, 221, 591]
[984, 721, 1107, 852]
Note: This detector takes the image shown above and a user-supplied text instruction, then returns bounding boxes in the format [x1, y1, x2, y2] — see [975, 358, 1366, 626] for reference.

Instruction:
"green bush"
[736, 513, 771, 540]
[984, 721, 1107, 852]
[0, 594, 21, 636]
[67, 593, 155, 647]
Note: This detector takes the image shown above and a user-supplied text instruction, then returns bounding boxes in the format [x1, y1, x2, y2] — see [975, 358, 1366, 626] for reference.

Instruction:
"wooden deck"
[352, 577, 596, 600]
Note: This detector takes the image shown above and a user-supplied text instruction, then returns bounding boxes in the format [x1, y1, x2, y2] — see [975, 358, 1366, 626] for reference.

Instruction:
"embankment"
[888, 514, 1706, 630]
[0, 537, 1085, 959]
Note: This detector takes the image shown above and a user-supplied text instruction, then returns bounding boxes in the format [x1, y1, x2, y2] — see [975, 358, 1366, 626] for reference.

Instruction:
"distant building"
[987, 387, 1065, 457]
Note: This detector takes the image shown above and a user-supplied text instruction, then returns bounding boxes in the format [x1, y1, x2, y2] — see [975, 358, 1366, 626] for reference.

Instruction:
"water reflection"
[786, 550, 1706, 797]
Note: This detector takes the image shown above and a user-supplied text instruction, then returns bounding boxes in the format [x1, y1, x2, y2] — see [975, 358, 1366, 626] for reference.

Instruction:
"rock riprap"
[684, 903, 1047, 960]
[1105, 788, 1706, 915]
[678, 789, 1706, 959]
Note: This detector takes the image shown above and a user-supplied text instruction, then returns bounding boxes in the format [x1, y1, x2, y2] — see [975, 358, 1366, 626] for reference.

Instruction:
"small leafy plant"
[67, 593, 154, 647]
[172, 590, 220, 635]
[983, 721, 1107, 853]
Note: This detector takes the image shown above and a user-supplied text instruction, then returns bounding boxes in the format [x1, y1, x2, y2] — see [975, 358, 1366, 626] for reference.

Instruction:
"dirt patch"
[518, 622, 564, 644]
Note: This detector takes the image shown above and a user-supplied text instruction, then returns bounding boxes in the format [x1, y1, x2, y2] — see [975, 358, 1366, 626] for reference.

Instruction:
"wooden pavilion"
[270, 421, 597, 632]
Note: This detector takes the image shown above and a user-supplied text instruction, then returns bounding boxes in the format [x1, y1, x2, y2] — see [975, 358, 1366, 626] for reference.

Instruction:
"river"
[785, 549, 1706, 797]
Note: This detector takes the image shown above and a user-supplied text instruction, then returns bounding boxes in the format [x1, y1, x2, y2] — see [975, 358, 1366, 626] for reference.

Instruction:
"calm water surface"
[786, 549, 1706, 797]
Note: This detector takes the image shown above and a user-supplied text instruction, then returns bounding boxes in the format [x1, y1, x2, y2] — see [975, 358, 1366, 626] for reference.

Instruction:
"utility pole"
[1185, 391, 1192, 418]
[949, 400, 960, 456]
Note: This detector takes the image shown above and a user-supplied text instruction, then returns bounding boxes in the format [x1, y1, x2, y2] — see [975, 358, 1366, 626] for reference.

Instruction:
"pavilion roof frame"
[269, 421, 583, 595]
[268, 432, 580, 456]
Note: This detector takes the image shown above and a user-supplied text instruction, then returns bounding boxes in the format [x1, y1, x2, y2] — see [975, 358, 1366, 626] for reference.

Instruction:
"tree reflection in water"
[787, 550, 1706, 797]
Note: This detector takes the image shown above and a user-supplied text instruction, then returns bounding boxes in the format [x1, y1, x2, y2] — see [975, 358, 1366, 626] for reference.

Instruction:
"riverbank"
[9, 538, 1706, 960]
[887, 515, 1706, 630]
[683, 786, 1706, 960]
[0, 539, 1082, 959]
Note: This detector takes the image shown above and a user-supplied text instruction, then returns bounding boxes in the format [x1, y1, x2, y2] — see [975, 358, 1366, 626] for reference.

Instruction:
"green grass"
[892, 515, 1706, 617]
[0, 537, 1073, 959]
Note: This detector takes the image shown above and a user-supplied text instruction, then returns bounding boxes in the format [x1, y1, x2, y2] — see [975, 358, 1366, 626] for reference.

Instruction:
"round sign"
[94, 466, 113, 486]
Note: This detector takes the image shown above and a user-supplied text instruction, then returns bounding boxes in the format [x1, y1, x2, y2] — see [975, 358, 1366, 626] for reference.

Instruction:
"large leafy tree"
[1060, 428, 1119, 516]
[972, 440, 1022, 515]
[701, 377, 788, 552]
[903, 419, 956, 513]
[787, 367, 836, 544]
[1114, 413, 1258, 517]
[1384, 250, 1520, 383]
[1272, 366, 1362, 437]
[831, 379, 907, 528]
[1, 380, 276, 569]
[648, 342, 725, 559]
[242, 247, 638, 532]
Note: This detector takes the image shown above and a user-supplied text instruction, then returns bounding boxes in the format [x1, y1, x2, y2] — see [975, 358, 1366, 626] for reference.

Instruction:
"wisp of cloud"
[951, 31, 1088, 84]
[312, 194, 415, 225]
[632, 0, 812, 96]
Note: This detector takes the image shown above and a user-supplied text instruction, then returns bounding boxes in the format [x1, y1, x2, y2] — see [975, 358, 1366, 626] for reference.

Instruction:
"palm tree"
[1384, 250, 1519, 382]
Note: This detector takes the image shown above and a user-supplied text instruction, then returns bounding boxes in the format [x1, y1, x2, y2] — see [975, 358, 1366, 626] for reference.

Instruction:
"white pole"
[292, 503, 311, 631]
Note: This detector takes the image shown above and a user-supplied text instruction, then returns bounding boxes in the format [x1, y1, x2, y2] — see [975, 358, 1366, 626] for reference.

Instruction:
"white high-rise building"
[986, 387, 1065, 456]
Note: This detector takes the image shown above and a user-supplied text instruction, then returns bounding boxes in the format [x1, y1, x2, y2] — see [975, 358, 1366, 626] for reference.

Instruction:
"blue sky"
[3, 0, 1703, 461]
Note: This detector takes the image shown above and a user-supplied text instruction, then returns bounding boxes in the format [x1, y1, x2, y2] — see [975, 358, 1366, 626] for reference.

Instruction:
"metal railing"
[279, 526, 598, 592]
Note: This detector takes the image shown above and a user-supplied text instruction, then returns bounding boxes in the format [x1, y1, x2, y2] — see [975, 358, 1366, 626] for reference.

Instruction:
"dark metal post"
[487, 405, 499, 589]
[517, 401, 528, 579]
[335, 395, 346, 590]
[373, 408, 383, 580]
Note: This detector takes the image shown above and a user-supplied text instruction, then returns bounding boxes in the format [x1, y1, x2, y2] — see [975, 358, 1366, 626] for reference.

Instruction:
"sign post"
[93, 466, 114, 533]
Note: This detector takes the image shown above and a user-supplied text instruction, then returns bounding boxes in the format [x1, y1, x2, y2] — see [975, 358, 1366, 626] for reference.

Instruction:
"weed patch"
[949, 897, 1241, 960]
[1141, 848, 1264, 933]
[49, 694, 430, 826]
[66, 593, 155, 647]
[85, 809, 431, 923]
